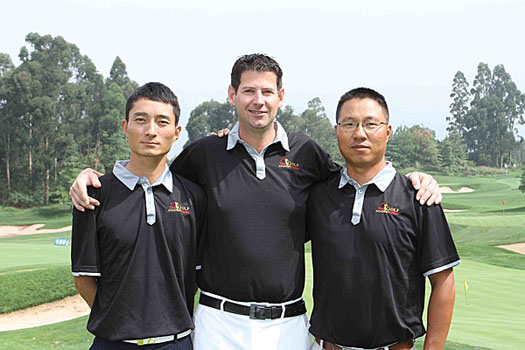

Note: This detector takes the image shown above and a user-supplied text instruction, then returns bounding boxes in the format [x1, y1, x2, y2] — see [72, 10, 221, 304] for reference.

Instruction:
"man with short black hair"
[72, 82, 206, 350]
[307, 87, 459, 350]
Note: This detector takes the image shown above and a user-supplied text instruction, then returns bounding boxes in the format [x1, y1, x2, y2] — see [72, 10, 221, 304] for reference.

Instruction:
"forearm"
[74, 276, 98, 308]
[424, 269, 455, 350]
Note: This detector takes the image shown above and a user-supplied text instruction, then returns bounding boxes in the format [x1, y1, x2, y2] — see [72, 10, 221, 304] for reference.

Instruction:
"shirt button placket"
[256, 156, 266, 180]
[141, 180, 155, 225]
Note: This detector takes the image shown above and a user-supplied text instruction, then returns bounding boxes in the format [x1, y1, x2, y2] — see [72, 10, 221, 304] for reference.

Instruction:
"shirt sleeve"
[171, 141, 200, 184]
[308, 137, 342, 182]
[417, 203, 461, 276]
[71, 186, 102, 277]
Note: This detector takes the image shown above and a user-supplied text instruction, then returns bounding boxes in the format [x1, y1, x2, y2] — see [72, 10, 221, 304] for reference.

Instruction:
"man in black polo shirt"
[72, 83, 206, 349]
[69, 55, 443, 350]
[307, 88, 460, 350]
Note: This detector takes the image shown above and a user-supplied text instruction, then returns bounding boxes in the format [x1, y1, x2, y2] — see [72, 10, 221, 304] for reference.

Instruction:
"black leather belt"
[199, 294, 306, 320]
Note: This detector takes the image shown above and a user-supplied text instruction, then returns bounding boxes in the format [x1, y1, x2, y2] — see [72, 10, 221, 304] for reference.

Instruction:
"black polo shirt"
[306, 169, 460, 348]
[171, 128, 340, 303]
[71, 165, 206, 341]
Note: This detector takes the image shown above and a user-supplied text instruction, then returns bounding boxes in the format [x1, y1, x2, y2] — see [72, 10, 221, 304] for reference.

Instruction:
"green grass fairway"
[437, 260, 525, 350]
[438, 174, 525, 271]
[0, 204, 72, 271]
[0, 232, 72, 271]
[0, 316, 93, 350]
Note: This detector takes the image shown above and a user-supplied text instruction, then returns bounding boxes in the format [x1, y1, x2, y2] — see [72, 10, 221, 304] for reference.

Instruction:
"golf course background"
[0, 172, 524, 349]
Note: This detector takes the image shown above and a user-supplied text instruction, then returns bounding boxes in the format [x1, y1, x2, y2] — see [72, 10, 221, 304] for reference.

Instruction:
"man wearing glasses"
[306, 88, 459, 350]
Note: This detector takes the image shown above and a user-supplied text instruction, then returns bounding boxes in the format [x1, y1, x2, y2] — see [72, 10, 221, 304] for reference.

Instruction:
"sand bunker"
[0, 294, 90, 332]
[443, 209, 467, 213]
[441, 186, 475, 194]
[0, 224, 72, 238]
[496, 242, 525, 255]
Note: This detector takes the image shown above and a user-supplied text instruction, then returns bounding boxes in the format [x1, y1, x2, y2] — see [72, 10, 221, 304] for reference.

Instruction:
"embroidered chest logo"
[168, 201, 191, 214]
[376, 202, 399, 216]
[279, 157, 299, 170]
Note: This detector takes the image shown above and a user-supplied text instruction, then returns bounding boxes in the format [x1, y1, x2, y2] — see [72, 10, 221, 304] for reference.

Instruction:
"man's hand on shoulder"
[209, 128, 230, 138]
[69, 168, 104, 211]
[407, 172, 442, 206]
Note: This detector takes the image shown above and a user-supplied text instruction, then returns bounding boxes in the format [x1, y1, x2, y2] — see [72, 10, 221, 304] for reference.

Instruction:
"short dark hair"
[336, 87, 389, 123]
[125, 82, 181, 124]
[230, 54, 283, 92]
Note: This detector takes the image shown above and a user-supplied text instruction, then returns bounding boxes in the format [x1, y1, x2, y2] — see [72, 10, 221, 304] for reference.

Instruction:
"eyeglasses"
[336, 121, 387, 132]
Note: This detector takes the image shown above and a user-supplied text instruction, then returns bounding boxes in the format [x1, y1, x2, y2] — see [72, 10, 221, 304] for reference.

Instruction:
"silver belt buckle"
[249, 303, 267, 319]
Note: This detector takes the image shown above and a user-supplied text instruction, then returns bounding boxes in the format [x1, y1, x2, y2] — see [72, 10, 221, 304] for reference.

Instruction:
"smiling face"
[122, 98, 181, 161]
[227, 70, 284, 134]
[335, 97, 392, 172]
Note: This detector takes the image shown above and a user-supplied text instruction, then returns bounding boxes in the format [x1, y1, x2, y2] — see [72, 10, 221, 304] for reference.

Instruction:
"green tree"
[386, 125, 438, 169]
[449, 63, 525, 168]
[0, 53, 15, 199]
[184, 100, 235, 146]
[16, 33, 87, 204]
[386, 126, 416, 168]
[447, 71, 470, 133]
[0, 33, 141, 206]
[490, 64, 524, 167]
[300, 98, 342, 164]
[412, 126, 439, 167]
[519, 167, 525, 193]
[438, 130, 468, 171]
[276, 105, 303, 133]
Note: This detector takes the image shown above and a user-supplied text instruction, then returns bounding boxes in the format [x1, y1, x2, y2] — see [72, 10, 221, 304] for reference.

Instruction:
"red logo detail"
[168, 201, 190, 214]
[279, 157, 299, 170]
[376, 202, 399, 215]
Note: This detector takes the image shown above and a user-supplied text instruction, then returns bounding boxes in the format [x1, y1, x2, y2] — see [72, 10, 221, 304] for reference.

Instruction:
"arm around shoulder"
[170, 140, 204, 183]
[69, 168, 104, 211]
[406, 171, 442, 206]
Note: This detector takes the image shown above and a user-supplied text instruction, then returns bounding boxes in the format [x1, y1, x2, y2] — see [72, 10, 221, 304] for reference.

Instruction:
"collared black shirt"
[71, 169, 206, 341]
[172, 131, 340, 303]
[306, 171, 460, 348]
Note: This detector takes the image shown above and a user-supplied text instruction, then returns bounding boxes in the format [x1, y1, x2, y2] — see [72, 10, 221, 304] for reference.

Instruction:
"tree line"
[0, 33, 138, 207]
[1, 33, 524, 207]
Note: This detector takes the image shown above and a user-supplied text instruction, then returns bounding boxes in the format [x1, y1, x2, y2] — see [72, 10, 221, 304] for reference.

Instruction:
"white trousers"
[310, 339, 416, 350]
[193, 294, 311, 350]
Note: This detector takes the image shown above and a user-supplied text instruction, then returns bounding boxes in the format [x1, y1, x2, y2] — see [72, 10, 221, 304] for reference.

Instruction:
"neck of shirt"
[126, 154, 168, 184]
[237, 124, 277, 154]
[345, 159, 388, 186]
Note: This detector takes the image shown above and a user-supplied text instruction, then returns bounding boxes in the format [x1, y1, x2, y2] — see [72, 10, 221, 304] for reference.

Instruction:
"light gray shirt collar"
[113, 160, 173, 193]
[226, 121, 290, 152]
[338, 162, 396, 192]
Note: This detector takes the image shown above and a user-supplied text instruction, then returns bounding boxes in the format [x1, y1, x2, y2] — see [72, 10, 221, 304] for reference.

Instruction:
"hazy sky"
[3, 0, 525, 154]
